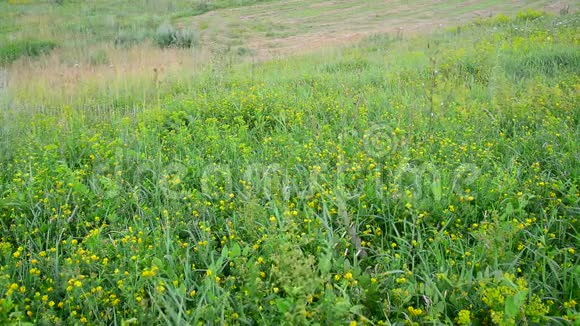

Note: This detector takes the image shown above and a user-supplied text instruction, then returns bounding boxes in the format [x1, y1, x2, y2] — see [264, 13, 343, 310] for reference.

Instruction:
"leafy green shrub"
[0, 39, 57, 65]
[515, 9, 545, 21]
[155, 22, 176, 48]
[154, 22, 199, 48]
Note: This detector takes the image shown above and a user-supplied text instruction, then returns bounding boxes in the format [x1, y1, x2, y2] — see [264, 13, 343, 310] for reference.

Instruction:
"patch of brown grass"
[6, 43, 211, 109]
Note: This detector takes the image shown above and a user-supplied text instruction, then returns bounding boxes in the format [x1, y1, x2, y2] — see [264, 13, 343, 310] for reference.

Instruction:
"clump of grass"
[154, 22, 199, 48]
[502, 46, 580, 79]
[88, 49, 110, 66]
[114, 29, 149, 48]
[0, 39, 57, 65]
[360, 33, 398, 51]
[235, 46, 254, 56]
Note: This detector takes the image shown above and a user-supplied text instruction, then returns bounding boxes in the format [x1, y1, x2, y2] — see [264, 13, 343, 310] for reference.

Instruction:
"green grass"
[0, 9, 579, 326]
[0, 0, 276, 54]
[0, 39, 57, 65]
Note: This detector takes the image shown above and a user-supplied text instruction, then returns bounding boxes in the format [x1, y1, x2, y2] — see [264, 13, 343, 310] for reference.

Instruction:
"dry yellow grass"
[5, 43, 213, 110]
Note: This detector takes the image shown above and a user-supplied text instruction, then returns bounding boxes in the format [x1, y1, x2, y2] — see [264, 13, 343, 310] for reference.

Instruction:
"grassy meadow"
[0, 1, 579, 325]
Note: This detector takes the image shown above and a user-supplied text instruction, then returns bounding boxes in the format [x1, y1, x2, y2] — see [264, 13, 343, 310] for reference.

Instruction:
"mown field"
[0, 2, 579, 325]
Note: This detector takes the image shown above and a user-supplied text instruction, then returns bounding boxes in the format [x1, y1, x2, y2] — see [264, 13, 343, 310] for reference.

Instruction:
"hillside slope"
[0, 8, 579, 326]
[0, 0, 572, 110]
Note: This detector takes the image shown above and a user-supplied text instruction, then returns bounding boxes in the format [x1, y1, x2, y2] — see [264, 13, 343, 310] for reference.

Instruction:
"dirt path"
[186, 0, 571, 59]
